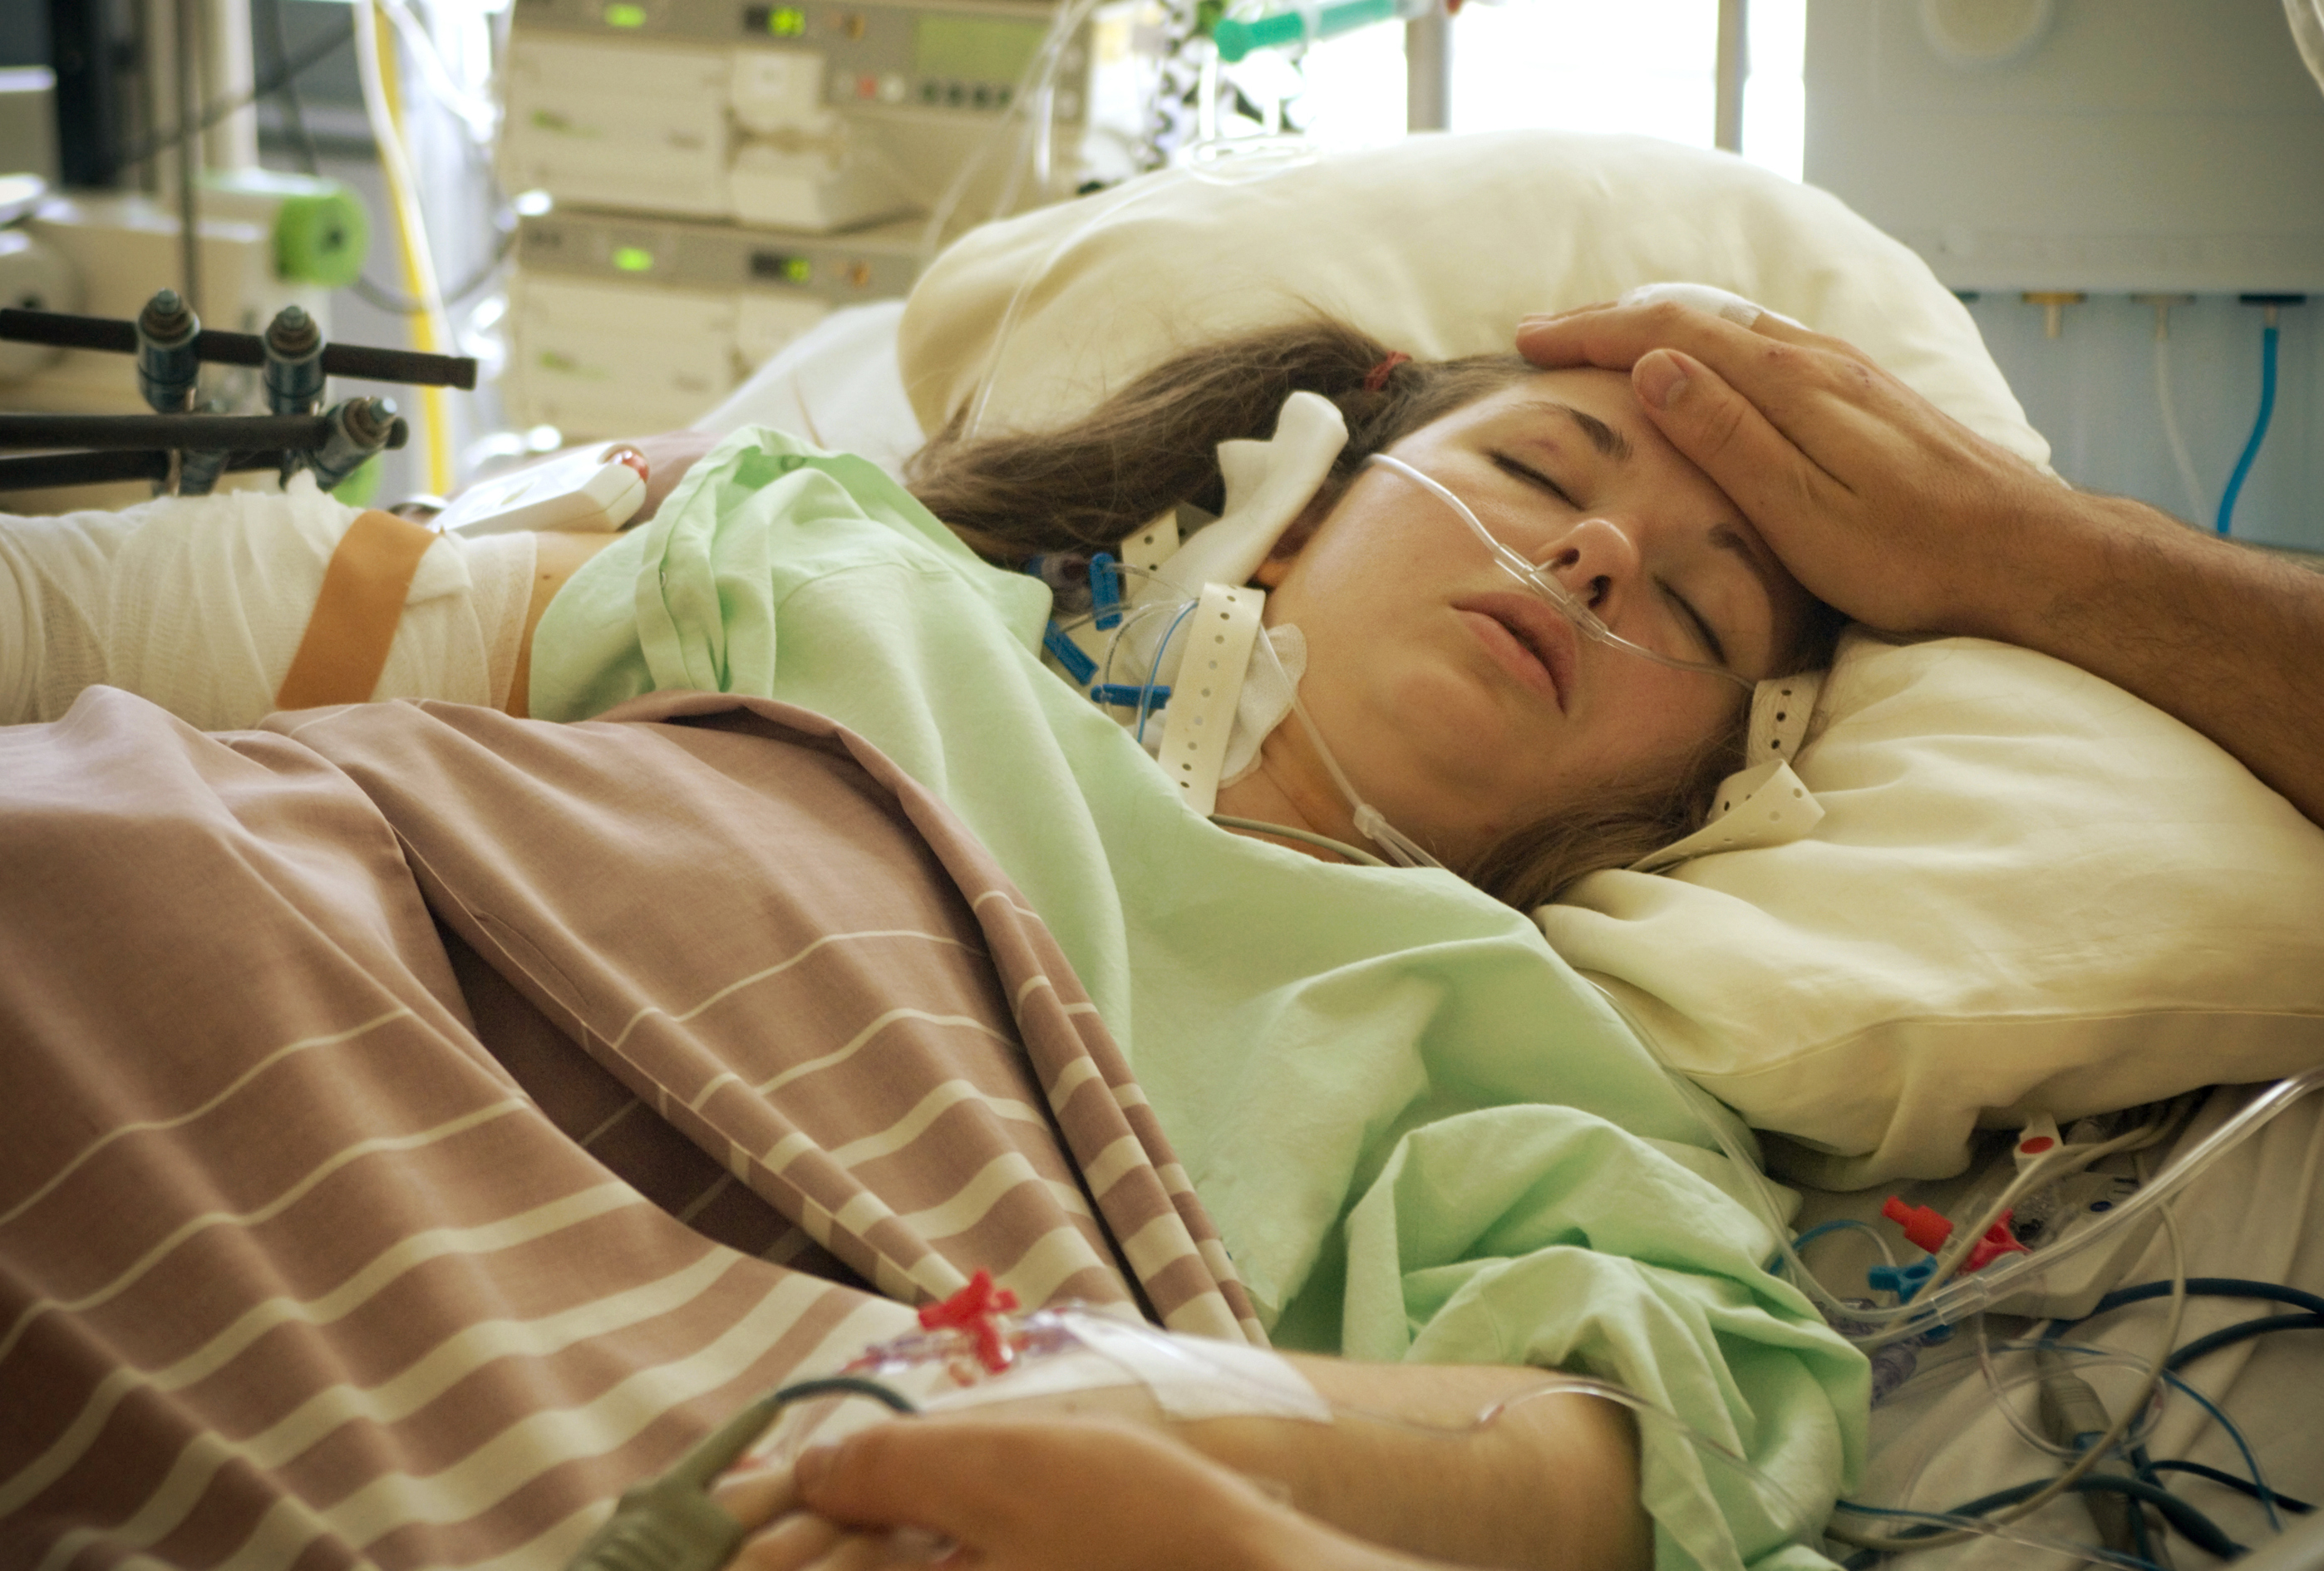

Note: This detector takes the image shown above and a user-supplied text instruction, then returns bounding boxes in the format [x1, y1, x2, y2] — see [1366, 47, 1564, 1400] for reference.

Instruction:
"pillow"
[1535, 630, 2324, 1189]
[896, 128, 2050, 467]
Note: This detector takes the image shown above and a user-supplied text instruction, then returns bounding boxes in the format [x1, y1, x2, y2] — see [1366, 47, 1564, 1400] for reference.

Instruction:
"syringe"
[1210, 0, 1432, 62]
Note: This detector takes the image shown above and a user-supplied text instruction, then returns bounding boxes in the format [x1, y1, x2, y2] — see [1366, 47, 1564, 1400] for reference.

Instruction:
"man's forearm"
[1967, 489, 2324, 826]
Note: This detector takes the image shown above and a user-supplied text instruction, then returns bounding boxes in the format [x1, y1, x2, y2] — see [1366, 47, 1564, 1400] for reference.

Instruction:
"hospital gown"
[533, 427, 1869, 1571]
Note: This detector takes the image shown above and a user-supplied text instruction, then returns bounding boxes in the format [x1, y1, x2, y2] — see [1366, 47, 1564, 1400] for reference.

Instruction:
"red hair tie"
[1362, 352, 1411, 393]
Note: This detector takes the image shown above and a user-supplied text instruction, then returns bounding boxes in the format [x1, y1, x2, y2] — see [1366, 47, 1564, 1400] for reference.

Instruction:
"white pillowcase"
[897, 127, 2050, 468]
[1538, 631, 2324, 1189]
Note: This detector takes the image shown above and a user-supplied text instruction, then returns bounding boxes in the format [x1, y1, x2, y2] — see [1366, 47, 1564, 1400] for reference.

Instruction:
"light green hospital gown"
[533, 428, 1869, 1571]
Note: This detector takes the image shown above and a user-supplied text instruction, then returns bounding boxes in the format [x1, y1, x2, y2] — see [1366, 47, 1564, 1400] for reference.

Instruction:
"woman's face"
[1238, 367, 1819, 867]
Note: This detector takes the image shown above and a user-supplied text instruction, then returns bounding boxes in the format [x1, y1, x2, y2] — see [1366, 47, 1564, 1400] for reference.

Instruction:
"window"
[1293, 0, 1805, 181]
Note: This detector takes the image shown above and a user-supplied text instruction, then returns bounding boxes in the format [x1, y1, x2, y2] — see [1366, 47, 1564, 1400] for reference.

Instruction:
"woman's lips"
[1455, 592, 1578, 712]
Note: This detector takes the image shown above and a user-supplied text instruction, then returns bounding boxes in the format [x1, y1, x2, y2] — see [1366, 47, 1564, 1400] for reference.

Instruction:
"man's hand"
[1518, 300, 2324, 827]
[1515, 300, 2079, 641]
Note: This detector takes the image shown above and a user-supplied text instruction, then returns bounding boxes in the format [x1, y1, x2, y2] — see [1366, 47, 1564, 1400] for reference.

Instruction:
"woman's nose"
[1534, 517, 1642, 613]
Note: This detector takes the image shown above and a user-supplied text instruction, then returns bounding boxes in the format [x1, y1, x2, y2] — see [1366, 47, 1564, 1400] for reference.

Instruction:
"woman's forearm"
[1174, 1357, 1652, 1571]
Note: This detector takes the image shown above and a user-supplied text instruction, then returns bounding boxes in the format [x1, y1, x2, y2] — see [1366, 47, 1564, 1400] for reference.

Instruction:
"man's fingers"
[1630, 347, 1842, 524]
[1518, 301, 1883, 416]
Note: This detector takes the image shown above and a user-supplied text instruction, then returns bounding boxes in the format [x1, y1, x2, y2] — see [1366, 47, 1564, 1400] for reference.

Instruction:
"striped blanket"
[1, 687, 1255, 1569]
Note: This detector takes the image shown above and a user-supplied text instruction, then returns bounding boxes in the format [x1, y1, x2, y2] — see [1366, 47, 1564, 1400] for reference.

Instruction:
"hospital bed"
[697, 127, 2324, 1569]
[4, 127, 2320, 1571]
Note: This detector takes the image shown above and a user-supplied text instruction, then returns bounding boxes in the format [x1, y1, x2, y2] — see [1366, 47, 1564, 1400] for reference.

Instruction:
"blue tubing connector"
[2216, 323, 2279, 538]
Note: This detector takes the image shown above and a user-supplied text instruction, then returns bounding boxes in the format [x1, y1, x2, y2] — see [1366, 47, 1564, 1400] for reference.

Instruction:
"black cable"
[117, 15, 357, 172]
[2164, 1312, 2324, 1374]
[2143, 1460, 2314, 1514]
[1841, 1475, 2243, 1561]
[2057, 1278, 2324, 1328]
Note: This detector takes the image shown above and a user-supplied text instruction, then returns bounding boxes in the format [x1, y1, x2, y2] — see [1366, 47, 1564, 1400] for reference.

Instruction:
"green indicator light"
[613, 246, 654, 272]
[768, 6, 806, 35]
[604, 2, 647, 26]
[784, 257, 811, 283]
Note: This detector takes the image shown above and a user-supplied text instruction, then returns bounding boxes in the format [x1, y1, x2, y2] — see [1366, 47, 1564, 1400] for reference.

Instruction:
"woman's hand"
[711, 1357, 1648, 1571]
[723, 1416, 1444, 1571]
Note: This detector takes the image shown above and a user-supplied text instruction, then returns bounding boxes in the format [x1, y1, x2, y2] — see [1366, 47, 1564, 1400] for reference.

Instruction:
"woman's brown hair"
[905, 318, 1834, 906]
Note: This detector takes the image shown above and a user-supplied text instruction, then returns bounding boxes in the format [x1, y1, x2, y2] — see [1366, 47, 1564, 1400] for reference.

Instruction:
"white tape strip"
[1157, 582, 1265, 817]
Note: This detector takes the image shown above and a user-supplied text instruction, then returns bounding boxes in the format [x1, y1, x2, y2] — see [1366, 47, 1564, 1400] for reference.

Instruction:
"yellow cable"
[362, 1, 453, 495]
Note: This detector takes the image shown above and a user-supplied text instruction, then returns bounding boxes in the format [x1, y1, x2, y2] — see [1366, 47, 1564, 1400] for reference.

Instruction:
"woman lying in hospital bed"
[2, 314, 1859, 1568]
[7, 131, 2324, 1571]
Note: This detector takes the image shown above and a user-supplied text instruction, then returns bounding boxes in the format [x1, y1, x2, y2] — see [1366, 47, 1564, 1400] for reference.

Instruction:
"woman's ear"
[1253, 493, 1334, 588]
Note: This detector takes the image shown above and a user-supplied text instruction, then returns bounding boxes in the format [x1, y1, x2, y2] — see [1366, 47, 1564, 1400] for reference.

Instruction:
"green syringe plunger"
[1209, 0, 1427, 62]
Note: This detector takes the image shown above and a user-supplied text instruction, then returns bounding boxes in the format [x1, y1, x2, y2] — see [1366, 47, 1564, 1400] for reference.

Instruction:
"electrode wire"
[1956, 1335, 2278, 1532]
[1826, 1199, 2188, 1555]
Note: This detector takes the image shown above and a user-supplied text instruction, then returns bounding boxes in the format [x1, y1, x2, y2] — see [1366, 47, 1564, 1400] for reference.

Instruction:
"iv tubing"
[1824, 1205, 2188, 1555]
[2216, 321, 2278, 538]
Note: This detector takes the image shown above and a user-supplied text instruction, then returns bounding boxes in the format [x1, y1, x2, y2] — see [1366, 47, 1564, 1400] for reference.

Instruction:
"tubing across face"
[1366, 454, 1752, 691]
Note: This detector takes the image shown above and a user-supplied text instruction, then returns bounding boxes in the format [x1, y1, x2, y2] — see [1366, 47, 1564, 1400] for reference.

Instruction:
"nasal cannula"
[1366, 453, 1754, 691]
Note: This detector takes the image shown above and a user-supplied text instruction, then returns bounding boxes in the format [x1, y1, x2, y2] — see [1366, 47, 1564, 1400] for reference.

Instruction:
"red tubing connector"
[919, 1268, 1022, 1373]
[1882, 1197, 1954, 1255]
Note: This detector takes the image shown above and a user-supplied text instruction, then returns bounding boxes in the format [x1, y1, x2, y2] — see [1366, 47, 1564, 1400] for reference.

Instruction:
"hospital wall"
[1804, 0, 2324, 553]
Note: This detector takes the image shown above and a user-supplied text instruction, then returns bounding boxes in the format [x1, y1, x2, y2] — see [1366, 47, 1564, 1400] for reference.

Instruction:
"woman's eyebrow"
[1513, 401, 1633, 464]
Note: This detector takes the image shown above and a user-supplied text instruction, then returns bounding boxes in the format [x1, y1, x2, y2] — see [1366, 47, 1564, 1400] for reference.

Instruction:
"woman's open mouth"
[1455, 592, 1577, 711]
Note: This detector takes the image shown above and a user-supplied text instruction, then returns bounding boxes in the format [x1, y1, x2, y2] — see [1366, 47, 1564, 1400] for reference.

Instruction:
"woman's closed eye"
[1662, 583, 1729, 665]
[1491, 452, 1580, 510]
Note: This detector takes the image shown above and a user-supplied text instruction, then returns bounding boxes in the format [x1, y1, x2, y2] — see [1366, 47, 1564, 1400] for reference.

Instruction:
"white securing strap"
[1629, 758, 1823, 872]
[1158, 581, 1265, 816]
[1627, 670, 1829, 872]
[1119, 512, 1180, 574]
[1747, 669, 1822, 766]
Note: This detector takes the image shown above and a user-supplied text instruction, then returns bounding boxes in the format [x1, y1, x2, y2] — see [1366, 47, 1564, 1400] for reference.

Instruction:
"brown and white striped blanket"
[0, 686, 1256, 1570]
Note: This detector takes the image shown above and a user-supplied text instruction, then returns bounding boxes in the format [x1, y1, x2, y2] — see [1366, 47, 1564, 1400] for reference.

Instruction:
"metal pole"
[173, 0, 204, 317]
[1714, 0, 1748, 154]
[1405, 2, 1451, 134]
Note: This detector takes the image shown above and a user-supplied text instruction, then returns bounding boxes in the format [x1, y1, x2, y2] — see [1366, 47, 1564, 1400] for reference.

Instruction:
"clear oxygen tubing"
[1363, 454, 1755, 692]
[918, 0, 1109, 263]
[2217, 315, 2281, 537]
[1252, 615, 1448, 868]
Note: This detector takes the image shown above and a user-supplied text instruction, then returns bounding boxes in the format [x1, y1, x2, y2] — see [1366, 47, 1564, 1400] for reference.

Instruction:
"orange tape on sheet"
[275, 508, 438, 712]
